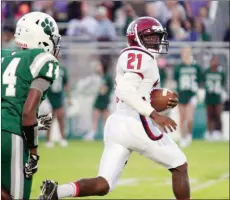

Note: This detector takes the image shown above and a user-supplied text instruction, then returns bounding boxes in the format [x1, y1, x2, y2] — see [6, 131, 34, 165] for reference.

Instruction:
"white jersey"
[115, 46, 160, 117]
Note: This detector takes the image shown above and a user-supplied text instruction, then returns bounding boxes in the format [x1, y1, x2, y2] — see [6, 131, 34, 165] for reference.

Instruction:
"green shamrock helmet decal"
[41, 18, 55, 36]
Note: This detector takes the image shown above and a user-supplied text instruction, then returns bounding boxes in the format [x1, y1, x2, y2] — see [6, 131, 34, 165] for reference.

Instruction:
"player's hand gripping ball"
[150, 88, 178, 112]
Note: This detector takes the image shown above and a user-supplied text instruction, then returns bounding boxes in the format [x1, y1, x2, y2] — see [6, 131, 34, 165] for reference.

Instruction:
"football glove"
[38, 113, 52, 131]
[24, 154, 39, 179]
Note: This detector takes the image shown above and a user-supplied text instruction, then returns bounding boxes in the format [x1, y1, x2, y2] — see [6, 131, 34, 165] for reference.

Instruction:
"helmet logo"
[16, 41, 28, 48]
[152, 25, 162, 30]
[41, 18, 55, 36]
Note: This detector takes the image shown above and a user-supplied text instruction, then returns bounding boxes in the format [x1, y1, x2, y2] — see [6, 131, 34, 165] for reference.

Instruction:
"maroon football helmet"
[126, 17, 169, 54]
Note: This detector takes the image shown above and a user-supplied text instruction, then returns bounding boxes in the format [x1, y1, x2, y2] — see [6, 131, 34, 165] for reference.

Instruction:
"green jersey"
[1, 49, 59, 136]
[94, 73, 113, 110]
[174, 62, 203, 104]
[204, 67, 225, 105]
[47, 66, 68, 109]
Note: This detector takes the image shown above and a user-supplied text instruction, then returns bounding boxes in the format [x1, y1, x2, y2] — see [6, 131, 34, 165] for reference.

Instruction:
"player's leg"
[84, 109, 101, 140]
[1, 131, 12, 199]
[205, 105, 215, 140]
[212, 104, 223, 140]
[39, 113, 132, 199]
[178, 104, 187, 146]
[186, 96, 197, 138]
[140, 133, 189, 199]
[102, 108, 110, 124]
[133, 114, 189, 199]
[39, 143, 131, 199]
[1, 131, 32, 199]
[56, 106, 68, 147]
[215, 104, 223, 131]
[46, 110, 56, 148]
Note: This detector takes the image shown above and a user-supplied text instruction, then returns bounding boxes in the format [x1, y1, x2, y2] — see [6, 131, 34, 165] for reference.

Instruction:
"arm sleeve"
[116, 72, 155, 117]
[30, 78, 51, 95]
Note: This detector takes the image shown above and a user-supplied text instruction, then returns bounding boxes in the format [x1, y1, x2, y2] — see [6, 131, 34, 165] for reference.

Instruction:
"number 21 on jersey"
[127, 53, 142, 70]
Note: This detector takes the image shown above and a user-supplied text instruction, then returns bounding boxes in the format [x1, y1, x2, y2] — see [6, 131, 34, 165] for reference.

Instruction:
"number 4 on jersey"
[2, 58, 21, 97]
[127, 53, 142, 70]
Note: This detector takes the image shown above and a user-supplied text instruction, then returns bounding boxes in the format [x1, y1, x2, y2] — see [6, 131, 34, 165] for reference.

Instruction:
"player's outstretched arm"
[22, 78, 51, 179]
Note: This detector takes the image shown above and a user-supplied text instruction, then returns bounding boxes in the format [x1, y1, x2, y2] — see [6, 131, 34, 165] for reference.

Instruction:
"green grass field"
[32, 140, 229, 199]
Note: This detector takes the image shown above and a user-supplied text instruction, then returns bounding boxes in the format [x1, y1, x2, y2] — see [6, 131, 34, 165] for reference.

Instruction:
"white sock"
[88, 130, 96, 137]
[57, 182, 78, 198]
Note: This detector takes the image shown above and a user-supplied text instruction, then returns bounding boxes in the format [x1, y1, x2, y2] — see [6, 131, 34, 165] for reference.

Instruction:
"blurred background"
[1, 0, 229, 198]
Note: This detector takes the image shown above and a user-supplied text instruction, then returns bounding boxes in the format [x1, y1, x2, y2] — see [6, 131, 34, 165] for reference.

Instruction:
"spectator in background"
[166, 7, 187, 40]
[182, 18, 198, 41]
[84, 58, 114, 141]
[53, 1, 68, 22]
[198, 6, 212, 34]
[194, 19, 211, 41]
[33, 1, 58, 20]
[67, 1, 82, 21]
[184, 0, 210, 18]
[66, 1, 97, 38]
[100, 1, 123, 22]
[147, 0, 186, 25]
[94, 6, 116, 66]
[94, 6, 116, 41]
[41, 1, 58, 20]
[204, 55, 226, 141]
[2, 26, 15, 49]
[122, 3, 138, 36]
[174, 46, 203, 148]
[15, 3, 30, 20]
[128, 0, 146, 17]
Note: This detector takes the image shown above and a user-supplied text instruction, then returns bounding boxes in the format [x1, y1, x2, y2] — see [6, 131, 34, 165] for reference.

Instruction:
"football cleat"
[38, 180, 58, 200]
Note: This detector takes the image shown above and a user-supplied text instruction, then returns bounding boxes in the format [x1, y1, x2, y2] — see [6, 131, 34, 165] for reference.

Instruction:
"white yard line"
[192, 173, 229, 192]
[118, 173, 229, 197]
[117, 177, 198, 186]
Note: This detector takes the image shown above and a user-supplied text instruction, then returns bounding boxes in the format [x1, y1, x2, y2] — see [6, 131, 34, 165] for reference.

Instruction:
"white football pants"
[98, 109, 187, 191]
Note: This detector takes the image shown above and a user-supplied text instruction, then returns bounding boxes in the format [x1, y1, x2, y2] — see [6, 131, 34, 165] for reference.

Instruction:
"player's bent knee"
[169, 162, 188, 173]
[96, 176, 110, 196]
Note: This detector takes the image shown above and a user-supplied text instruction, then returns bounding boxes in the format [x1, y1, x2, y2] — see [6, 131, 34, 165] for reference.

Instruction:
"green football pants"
[1, 130, 32, 199]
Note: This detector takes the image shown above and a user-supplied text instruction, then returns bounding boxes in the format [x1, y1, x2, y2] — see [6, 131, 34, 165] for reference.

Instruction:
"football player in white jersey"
[39, 17, 190, 200]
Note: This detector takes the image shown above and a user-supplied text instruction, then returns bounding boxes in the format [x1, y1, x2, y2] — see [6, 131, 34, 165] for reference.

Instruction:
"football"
[150, 88, 176, 112]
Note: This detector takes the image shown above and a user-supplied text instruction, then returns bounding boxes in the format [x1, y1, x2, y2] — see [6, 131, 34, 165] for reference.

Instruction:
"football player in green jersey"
[1, 12, 61, 199]
[46, 62, 70, 148]
[174, 46, 203, 148]
[204, 55, 226, 141]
